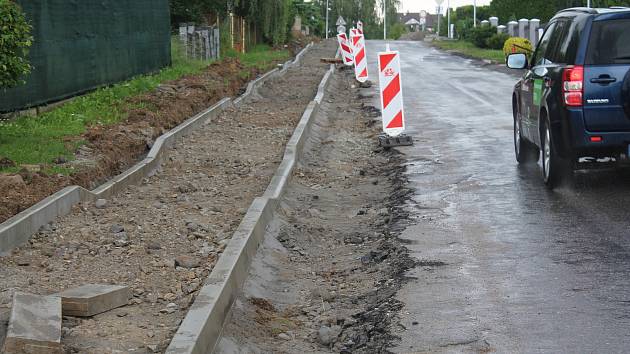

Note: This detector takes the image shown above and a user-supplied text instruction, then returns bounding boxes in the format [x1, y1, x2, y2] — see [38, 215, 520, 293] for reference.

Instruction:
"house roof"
[397, 12, 441, 28]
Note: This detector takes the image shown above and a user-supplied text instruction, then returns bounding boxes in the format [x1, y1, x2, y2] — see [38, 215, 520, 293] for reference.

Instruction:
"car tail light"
[563, 65, 584, 107]
[590, 136, 602, 142]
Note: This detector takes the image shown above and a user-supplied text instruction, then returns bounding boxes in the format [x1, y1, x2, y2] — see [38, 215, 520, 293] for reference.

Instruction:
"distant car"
[507, 7, 630, 187]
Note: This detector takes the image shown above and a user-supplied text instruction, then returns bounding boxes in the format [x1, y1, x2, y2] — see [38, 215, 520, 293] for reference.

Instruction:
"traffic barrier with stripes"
[357, 21, 364, 35]
[351, 33, 368, 83]
[337, 33, 354, 66]
[378, 49, 405, 137]
[350, 28, 359, 37]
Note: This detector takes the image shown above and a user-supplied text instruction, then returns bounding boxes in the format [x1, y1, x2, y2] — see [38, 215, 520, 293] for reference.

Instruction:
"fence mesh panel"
[1, 0, 171, 113]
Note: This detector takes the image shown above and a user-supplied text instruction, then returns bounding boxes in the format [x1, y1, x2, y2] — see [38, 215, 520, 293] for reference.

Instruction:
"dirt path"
[217, 67, 415, 353]
[0, 41, 334, 353]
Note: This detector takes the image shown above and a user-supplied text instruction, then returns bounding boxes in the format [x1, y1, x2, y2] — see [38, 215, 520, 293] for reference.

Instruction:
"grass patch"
[226, 44, 290, 81]
[433, 40, 506, 63]
[0, 40, 288, 173]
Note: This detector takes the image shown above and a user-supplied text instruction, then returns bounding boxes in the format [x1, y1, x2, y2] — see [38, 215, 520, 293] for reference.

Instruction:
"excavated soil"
[217, 67, 416, 353]
[0, 41, 334, 353]
[0, 43, 313, 224]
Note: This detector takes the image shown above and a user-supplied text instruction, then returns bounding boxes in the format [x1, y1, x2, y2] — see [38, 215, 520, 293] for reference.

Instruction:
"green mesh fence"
[0, 0, 171, 113]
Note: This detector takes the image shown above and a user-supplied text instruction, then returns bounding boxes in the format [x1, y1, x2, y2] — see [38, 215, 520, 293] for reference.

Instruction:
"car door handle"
[590, 76, 617, 84]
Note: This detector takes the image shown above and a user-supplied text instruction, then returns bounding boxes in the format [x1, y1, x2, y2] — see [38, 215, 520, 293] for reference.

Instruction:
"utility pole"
[587, 0, 591, 8]
[384, 0, 387, 40]
[326, 0, 329, 39]
[473, 0, 477, 27]
[437, 5, 441, 37]
[447, 0, 450, 38]
[436, 0, 443, 37]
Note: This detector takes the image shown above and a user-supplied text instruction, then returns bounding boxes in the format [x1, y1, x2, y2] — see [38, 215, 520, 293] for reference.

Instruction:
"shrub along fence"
[0, 0, 171, 113]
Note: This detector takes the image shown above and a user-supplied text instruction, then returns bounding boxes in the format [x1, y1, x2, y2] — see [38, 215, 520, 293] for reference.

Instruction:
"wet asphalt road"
[364, 40, 630, 353]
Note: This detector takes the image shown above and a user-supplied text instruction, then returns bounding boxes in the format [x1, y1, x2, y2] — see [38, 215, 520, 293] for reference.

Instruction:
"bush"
[503, 37, 533, 57]
[455, 18, 475, 40]
[388, 23, 407, 40]
[0, 0, 33, 89]
[468, 26, 496, 48]
[486, 33, 510, 50]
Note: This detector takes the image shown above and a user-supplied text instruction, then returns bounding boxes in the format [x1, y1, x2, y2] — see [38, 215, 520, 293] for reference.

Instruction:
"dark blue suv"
[507, 7, 630, 187]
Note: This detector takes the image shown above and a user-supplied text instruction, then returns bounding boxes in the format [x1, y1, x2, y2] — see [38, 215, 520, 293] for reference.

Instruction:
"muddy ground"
[0, 41, 334, 353]
[0, 39, 316, 224]
[217, 67, 416, 353]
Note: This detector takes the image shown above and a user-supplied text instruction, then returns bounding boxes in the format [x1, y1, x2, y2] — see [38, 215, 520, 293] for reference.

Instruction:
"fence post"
[179, 23, 187, 58]
[508, 21, 518, 37]
[518, 18, 528, 39]
[187, 23, 195, 59]
[529, 19, 540, 46]
[214, 27, 220, 59]
[206, 27, 212, 60]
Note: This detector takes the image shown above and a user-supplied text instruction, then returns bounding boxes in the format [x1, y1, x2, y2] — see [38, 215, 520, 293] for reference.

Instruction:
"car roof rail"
[557, 7, 598, 15]
[609, 6, 628, 9]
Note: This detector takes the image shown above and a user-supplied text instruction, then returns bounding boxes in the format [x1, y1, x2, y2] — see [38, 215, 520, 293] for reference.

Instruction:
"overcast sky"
[400, 0, 491, 13]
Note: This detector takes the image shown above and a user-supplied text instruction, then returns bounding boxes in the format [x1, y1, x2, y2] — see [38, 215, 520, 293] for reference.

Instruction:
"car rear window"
[586, 19, 630, 65]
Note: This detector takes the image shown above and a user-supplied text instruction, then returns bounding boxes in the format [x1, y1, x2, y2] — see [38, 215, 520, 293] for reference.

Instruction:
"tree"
[238, 0, 294, 45]
[293, 0, 325, 36]
[488, 0, 630, 24]
[0, 0, 32, 89]
[169, 0, 226, 25]
[320, 0, 401, 39]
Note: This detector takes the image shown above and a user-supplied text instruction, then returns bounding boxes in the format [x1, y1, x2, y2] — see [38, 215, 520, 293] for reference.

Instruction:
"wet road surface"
[364, 40, 630, 353]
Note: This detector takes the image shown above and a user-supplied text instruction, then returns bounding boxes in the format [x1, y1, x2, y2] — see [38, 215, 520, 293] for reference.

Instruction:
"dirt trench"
[0, 39, 320, 224]
[0, 41, 335, 353]
[217, 67, 416, 353]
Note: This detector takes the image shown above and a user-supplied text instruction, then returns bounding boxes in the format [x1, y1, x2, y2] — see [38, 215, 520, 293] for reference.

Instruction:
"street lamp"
[473, 0, 477, 27]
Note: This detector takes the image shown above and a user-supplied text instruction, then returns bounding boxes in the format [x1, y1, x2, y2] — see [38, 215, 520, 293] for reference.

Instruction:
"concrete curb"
[166, 60, 336, 354]
[0, 98, 230, 255]
[92, 98, 231, 199]
[233, 42, 313, 106]
[0, 43, 314, 255]
[232, 69, 279, 106]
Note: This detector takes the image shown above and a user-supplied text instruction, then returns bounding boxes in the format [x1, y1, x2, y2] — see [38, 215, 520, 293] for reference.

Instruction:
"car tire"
[514, 103, 539, 164]
[541, 119, 564, 188]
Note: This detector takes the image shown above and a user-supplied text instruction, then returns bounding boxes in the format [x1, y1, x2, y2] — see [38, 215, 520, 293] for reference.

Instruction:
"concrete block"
[58, 284, 131, 317]
[2, 292, 62, 354]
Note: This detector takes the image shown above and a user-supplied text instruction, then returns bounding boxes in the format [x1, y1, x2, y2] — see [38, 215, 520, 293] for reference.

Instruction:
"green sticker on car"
[533, 79, 543, 106]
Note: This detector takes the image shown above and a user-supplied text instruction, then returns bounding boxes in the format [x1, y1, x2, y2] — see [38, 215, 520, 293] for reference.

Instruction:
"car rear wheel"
[541, 120, 563, 188]
[514, 103, 539, 164]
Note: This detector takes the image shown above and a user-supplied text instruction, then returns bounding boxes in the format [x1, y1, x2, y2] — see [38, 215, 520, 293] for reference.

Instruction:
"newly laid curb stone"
[0, 43, 313, 255]
[166, 59, 336, 354]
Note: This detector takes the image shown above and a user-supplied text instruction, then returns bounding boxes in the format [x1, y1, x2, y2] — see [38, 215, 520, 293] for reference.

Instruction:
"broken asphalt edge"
[165, 67, 336, 354]
[0, 43, 314, 256]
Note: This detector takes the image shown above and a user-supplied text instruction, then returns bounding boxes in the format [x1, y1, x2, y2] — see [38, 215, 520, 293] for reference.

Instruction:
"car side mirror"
[506, 53, 528, 70]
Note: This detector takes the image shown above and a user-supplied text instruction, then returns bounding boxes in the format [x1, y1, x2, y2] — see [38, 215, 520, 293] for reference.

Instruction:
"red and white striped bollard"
[337, 33, 354, 66]
[351, 33, 368, 83]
